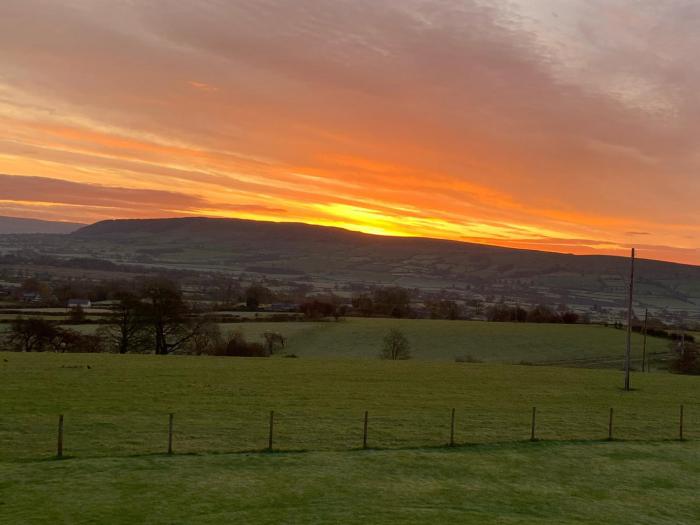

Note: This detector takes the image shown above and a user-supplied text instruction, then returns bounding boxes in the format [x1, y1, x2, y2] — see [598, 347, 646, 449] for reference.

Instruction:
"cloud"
[0, 1, 697, 264]
[0, 174, 285, 218]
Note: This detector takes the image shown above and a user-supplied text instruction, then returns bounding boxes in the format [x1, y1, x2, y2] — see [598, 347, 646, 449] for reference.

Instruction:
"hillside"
[67, 217, 700, 322]
[72, 217, 699, 277]
[0, 215, 84, 234]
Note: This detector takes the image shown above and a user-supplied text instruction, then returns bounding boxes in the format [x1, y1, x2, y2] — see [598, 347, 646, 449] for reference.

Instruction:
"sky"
[0, 0, 699, 265]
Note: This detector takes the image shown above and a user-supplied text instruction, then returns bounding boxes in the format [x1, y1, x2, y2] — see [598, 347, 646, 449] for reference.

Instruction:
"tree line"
[485, 303, 579, 324]
[1, 279, 288, 357]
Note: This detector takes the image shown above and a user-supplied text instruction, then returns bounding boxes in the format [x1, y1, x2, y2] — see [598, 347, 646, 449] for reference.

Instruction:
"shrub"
[262, 332, 286, 355]
[214, 332, 269, 357]
[381, 329, 411, 360]
[669, 341, 700, 375]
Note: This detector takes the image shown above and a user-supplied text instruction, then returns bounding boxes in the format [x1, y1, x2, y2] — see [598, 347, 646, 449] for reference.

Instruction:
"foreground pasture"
[3, 442, 699, 524]
[1, 353, 697, 523]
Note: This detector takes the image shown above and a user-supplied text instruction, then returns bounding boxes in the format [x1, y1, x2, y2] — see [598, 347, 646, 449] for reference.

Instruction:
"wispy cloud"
[0, 1, 697, 263]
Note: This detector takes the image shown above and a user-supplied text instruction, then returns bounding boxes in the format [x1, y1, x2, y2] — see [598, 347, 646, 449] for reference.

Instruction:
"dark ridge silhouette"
[73, 217, 700, 279]
[0, 215, 85, 235]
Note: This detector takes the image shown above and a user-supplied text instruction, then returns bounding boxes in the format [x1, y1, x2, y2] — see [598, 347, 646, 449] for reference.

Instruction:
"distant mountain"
[0, 215, 683, 322]
[0, 215, 85, 234]
[73, 217, 700, 281]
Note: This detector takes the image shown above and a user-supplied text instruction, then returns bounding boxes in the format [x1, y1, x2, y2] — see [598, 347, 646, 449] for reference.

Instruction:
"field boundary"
[7, 404, 688, 461]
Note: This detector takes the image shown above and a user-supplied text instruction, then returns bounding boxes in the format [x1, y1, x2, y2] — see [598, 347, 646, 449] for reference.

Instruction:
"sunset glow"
[1, 1, 698, 264]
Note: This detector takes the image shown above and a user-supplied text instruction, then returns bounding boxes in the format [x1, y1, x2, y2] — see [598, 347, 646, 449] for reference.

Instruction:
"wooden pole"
[642, 308, 648, 372]
[530, 407, 537, 441]
[679, 405, 684, 441]
[363, 411, 368, 449]
[624, 248, 636, 391]
[449, 408, 456, 447]
[57, 414, 64, 458]
[167, 413, 174, 455]
[268, 410, 274, 452]
[607, 408, 614, 441]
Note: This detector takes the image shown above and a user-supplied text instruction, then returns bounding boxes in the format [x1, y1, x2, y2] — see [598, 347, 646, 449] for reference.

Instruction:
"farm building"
[68, 298, 92, 309]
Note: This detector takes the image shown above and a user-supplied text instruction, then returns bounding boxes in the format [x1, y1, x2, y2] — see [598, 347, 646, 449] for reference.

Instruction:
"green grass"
[3, 352, 694, 461]
[3, 442, 700, 524]
[223, 318, 667, 366]
[0, 318, 673, 367]
[1, 353, 699, 523]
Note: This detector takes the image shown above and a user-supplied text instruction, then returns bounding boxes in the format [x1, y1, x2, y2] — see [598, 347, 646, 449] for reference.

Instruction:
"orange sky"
[0, 1, 698, 265]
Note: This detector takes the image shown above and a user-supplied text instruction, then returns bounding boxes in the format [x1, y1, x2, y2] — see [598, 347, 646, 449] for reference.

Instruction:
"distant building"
[270, 303, 298, 312]
[68, 299, 91, 309]
[21, 292, 42, 303]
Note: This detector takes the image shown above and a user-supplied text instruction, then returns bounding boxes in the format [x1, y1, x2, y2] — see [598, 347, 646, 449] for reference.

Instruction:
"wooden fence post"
[363, 411, 369, 450]
[530, 407, 537, 441]
[268, 410, 274, 452]
[608, 408, 614, 441]
[679, 405, 684, 441]
[449, 408, 456, 447]
[57, 414, 64, 458]
[168, 413, 174, 455]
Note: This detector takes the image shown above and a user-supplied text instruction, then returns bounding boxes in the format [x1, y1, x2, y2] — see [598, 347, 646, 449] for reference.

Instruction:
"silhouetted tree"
[560, 310, 579, 324]
[373, 287, 411, 318]
[101, 291, 150, 354]
[141, 279, 201, 355]
[427, 300, 463, 320]
[185, 321, 224, 355]
[5, 318, 58, 352]
[527, 304, 558, 323]
[299, 300, 336, 320]
[245, 283, 273, 311]
[352, 293, 374, 316]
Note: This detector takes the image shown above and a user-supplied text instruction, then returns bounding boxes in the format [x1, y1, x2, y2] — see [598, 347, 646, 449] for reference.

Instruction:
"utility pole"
[624, 248, 635, 391]
[641, 308, 648, 372]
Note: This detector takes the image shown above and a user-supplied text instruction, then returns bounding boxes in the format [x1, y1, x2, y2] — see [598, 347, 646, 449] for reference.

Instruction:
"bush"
[381, 329, 411, 360]
[214, 332, 269, 357]
[262, 332, 286, 355]
[669, 341, 700, 375]
[58, 331, 105, 353]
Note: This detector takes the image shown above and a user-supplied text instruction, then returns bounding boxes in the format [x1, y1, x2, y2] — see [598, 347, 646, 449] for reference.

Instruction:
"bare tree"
[381, 329, 411, 360]
[141, 279, 202, 355]
[5, 317, 58, 352]
[100, 292, 150, 354]
[186, 321, 224, 355]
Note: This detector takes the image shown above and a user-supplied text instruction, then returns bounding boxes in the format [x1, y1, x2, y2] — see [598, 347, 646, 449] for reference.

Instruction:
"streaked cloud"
[0, 0, 698, 264]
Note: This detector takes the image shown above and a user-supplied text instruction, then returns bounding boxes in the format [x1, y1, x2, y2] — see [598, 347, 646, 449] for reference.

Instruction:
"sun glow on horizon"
[0, 0, 698, 265]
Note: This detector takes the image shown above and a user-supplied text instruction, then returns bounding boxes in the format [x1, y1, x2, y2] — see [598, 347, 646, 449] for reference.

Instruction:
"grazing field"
[224, 318, 668, 366]
[1, 352, 699, 523]
[0, 318, 669, 367]
[3, 441, 700, 524]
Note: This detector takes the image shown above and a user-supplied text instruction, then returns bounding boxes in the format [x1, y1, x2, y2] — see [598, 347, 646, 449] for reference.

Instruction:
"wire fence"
[0, 404, 691, 461]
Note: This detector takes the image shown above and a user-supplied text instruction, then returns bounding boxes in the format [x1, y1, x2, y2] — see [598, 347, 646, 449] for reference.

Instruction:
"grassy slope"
[1, 353, 699, 523]
[225, 318, 668, 365]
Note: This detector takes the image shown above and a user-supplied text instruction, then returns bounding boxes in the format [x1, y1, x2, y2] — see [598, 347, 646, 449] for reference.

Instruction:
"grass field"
[1, 352, 698, 523]
[223, 318, 669, 366]
[1, 318, 668, 367]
